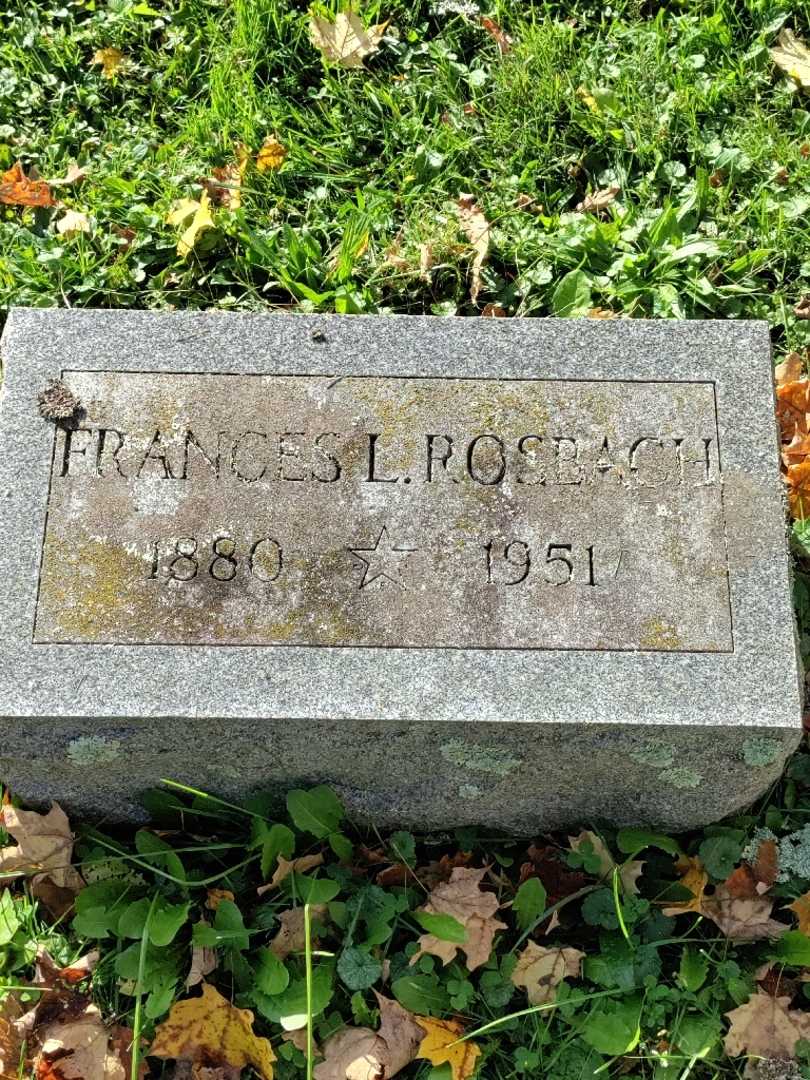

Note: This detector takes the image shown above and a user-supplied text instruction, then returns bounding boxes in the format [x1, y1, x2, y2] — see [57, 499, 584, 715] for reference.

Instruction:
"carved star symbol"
[348, 526, 418, 589]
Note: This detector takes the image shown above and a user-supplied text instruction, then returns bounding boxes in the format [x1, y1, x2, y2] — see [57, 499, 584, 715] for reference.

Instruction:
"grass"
[4, 0, 810, 1076]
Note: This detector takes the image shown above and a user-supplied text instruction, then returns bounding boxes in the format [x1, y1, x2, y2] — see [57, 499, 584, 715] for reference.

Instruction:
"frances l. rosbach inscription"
[0, 308, 802, 831]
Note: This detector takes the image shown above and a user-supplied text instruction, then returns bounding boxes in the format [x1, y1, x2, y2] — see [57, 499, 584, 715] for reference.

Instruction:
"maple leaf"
[0, 803, 83, 895]
[256, 137, 287, 173]
[166, 192, 216, 258]
[777, 380, 810, 441]
[782, 432, 810, 468]
[775, 352, 805, 387]
[416, 1017, 480, 1080]
[56, 209, 91, 237]
[568, 830, 644, 895]
[34, 1004, 127, 1080]
[257, 853, 325, 895]
[309, 12, 388, 69]
[92, 47, 125, 78]
[0, 162, 56, 208]
[662, 856, 708, 915]
[770, 28, 810, 91]
[456, 194, 490, 305]
[511, 942, 585, 1005]
[149, 983, 276, 1079]
[576, 185, 620, 213]
[704, 884, 785, 942]
[314, 994, 422, 1080]
[410, 866, 506, 972]
[725, 991, 810, 1059]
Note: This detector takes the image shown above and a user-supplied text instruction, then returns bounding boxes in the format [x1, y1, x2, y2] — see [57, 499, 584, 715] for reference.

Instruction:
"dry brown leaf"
[186, 923, 218, 989]
[586, 307, 618, 319]
[309, 12, 387, 69]
[205, 888, 235, 911]
[456, 194, 490, 305]
[770, 28, 810, 91]
[753, 839, 779, 891]
[796, 297, 810, 320]
[481, 303, 507, 317]
[0, 992, 25, 1079]
[34, 1004, 126, 1080]
[203, 164, 243, 210]
[47, 164, 87, 187]
[576, 185, 620, 213]
[568, 830, 644, 895]
[0, 804, 83, 894]
[92, 47, 125, 78]
[314, 994, 421, 1080]
[787, 460, 810, 517]
[703, 884, 785, 942]
[480, 16, 512, 54]
[416, 1017, 480, 1080]
[777, 379, 810, 439]
[257, 853, 325, 895]
[782, 432, 810, 468]
[56, 209, 91, 237]
[270, 905, 327, 959]
[0, 162, 56, 208]
[725, 992, 810, 1059]
[149, 983, 275, 1080]
[662, 856, 709, 916]
[510, 942, 585, 1005]
[418, 243, 433, 281]
[410, 866, 506, 972]
[788, 891, 810, 935]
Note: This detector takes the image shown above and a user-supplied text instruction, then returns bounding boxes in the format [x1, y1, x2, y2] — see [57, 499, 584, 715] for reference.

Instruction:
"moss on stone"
[67, 735, 122, 766]
[440, 739, 520, 776]
[659, 765, 702, 790]
[741, 736, 782, 767]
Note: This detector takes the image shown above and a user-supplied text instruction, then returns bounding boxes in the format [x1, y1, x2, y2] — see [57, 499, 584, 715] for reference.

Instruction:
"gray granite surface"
[0, 308, 803, 830]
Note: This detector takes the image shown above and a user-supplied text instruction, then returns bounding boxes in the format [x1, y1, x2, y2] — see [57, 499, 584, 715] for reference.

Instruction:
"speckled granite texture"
[0, 309, 802, 831]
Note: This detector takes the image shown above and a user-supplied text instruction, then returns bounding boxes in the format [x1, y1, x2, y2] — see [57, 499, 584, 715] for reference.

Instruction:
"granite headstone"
[0, 309, 802, 829]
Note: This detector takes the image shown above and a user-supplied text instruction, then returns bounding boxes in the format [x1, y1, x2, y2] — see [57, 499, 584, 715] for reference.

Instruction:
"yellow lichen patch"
[638, 617, 681, 650]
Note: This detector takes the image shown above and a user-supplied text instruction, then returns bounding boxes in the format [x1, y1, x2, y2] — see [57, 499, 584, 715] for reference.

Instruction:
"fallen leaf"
[270, 905, 327, 959]
[753, 839, 779, 891]
[511, 942, 585, 1005]
[703, 884, 786, 942]
[770, 28, 810, 91]
[576, 85, 599, 111]
[206, 889, 235, 911]
[0, 992, 25, 1079]
[35, 1004, 126, 1080]
[203, 156, 245, 210]
[777, 379, 810, 440]
[309, 12, 387, 69]
[47, 164, 87, 187]
[586, 307, 618, 318]
[725, 991, 810, 1058]
[456, 194, 490, 305]
[481, 303, 506, 317]
[662, 856, 708, 915]
[256, 137, 287, 173]
[568, 830, 644, 895]
[411, 866, 506, 972]
[149, 983, 276, 1080]
[416, 1017, 480, 1080]
[166, 192, 215, 259]
[787, 460, 810, 517]
[282, 1029, 319, 1054]
[480, 16, 512, 54]
[576, 184, 620, 213]
[417, 852, 472, 890]
[788, 891, 810, 935]
[314, 994, 421, 1080]
[257, 853, 325, 895]
[782, 431, 810, 468]
[418, 243, 433, 281]
[0, 162, 56, 208]
[92, 47, 125, 78]
[796, 297, 810, 320]
[0, 804, 83, 894]
[56, 209, 91, 237]
[186, 922, 218, 989]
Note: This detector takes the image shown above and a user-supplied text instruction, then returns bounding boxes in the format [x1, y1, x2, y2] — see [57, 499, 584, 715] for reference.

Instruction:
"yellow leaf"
[92, 47, 125, 78]
[770, 28, 810, 90]
[166, 192, 214, 258]
[205, 887, 235, 910]
[256, 136, 287, 173]
[416, 1017, 480, 1080]
[789, 890, 810, 934]
[661, 856, 708, 915]
[309, 11, 388, 69]
[149, 983, 276, 1079]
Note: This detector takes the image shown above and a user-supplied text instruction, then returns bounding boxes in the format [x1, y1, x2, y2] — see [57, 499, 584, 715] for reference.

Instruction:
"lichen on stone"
[37, 378, 81, 421]
[658, 765, 702, 790]
[630, 740, 675, 768]
[67, 735, 122, 766]
[440, 739, 520, 777]
[741, 735, 782, 767]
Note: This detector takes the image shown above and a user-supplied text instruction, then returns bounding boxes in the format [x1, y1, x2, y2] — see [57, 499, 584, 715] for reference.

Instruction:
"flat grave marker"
[0, 309, 802, 829]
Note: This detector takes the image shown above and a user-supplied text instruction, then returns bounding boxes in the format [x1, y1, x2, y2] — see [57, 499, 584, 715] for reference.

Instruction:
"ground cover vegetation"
[7, 0, 810, 1076]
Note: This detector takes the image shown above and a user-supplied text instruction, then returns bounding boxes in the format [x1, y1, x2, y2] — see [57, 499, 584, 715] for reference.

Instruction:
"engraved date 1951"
[483, 540, 598, 586]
